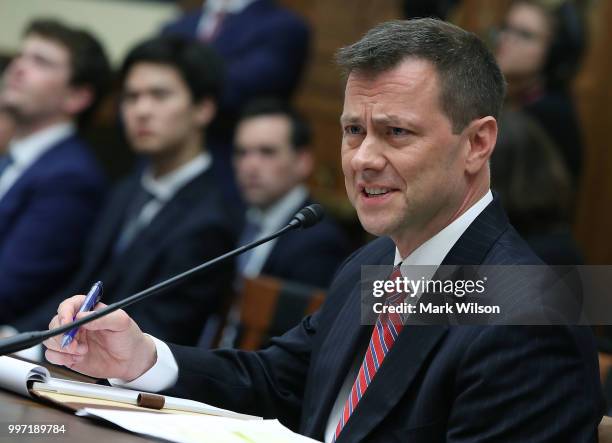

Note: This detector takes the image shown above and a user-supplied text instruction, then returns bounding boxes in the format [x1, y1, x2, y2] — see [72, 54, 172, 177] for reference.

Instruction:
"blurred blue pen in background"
[60, 281, 103, 349]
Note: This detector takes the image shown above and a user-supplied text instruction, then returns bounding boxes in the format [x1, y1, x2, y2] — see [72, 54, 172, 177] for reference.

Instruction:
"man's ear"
[193, 98, 217, 127]
[464, 116, 497, 175]
[63, 86, 94, 118]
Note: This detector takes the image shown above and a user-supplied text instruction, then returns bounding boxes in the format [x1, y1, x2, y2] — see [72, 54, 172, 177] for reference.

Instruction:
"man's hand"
[43, 295, 157, 381]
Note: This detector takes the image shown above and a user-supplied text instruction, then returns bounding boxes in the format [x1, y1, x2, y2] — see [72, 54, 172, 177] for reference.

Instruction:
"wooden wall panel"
[573, 0, 612, 264]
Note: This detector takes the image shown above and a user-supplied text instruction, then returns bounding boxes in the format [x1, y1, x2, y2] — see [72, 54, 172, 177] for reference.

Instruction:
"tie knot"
[385, 264, 408, 306]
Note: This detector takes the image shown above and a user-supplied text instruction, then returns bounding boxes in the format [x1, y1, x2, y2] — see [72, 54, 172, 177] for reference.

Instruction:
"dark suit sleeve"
[126, 222, 235, 345]
[164, 309, 320, 430]
[446, 326, 603, 442]
[0, 175, 102, 323]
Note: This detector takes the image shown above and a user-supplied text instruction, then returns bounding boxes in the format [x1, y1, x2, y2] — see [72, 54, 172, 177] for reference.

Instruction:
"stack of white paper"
[77, 408, 321, 443]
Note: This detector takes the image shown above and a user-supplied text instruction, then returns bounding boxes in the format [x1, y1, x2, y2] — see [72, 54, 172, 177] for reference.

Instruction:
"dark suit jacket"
[258, 198, 351, 289]
[162, 0, 310, 113]
[165, 197, 604, 441]
[0, 134, 105, 323]
[14, 168, 238, 346]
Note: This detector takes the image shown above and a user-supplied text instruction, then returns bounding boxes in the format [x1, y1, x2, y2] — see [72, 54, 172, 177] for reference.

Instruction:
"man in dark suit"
[45, 19, 603, 441]
[0, 20, 109, 325]
[233, 98, 349, 288]
[214, 98, 350, 348]
[16, 36, 238, 346]
[162, 0, 311, 200]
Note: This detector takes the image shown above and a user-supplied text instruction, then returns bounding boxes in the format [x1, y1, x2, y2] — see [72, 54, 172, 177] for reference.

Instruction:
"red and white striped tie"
[333, 265, 405, 441]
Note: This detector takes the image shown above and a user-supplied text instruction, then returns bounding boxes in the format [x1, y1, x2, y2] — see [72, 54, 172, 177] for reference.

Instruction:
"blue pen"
[60, 281, 103, 349]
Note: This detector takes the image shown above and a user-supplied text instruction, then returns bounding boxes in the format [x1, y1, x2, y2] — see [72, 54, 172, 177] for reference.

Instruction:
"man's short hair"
[238, 98, 312, 151]
[25, 19, 112, 127]
[119, 36, 224, 104]
[335, 18, 506, 133]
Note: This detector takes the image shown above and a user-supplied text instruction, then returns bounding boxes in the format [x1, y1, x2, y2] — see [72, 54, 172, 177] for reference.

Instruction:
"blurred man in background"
[233, 98, 349, 287]
[0, 19, 108, 326]
[215, 99, 350, 348]
[13, 36, 238, 346]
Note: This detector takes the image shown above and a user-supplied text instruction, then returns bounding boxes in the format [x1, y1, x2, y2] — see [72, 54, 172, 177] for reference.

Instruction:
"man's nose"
[351, 134, 386, 172]
[132, 96, 155, 118]
[237, 152, 262, 174]
[6, 57, 25, 79]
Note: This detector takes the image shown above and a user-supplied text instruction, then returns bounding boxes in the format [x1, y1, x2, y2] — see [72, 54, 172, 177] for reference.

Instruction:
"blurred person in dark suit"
[495, 0, 585, 184]
[46, 19, 603, 442]
[491, 109, 583, 265]
[162, 0, 310, 200]
[13, 36, 238, 346]
[233, 98, 350, 288]
[214, 99, 351, 348]
[0, 20, 108, 326]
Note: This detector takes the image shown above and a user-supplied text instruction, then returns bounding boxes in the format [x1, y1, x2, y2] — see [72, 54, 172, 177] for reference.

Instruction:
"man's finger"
[45, 349, 84, 367]
[76, 307, 130, 333]
[57, 294, 86, 325]
[48, 315, 59, 331]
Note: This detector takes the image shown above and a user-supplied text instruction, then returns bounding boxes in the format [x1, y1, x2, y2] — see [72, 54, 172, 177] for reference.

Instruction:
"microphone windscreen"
[292, 204, 324, 229]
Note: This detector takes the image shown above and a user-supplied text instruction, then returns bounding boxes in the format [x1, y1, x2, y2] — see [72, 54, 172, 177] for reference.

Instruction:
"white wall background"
[0, 0, 180, 65]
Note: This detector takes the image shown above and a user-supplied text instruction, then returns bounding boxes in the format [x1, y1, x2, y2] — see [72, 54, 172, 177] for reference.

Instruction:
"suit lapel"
[337, 325, 448, 443]
[305, 281, 368, 435]
[261, 197, 310, 276]
[313, 197, 510, 440]
[441, 196, 509, 266]
[80, 177, 138, 286]
[305, 245, 395, 437]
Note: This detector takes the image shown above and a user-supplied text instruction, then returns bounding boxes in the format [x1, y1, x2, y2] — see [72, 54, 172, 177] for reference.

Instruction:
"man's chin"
[130, 142, 162, 154]
[358, 216, 395, 238]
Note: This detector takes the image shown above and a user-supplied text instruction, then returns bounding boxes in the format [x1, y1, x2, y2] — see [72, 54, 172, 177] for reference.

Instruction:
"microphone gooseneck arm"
[0, 204, 324, 357]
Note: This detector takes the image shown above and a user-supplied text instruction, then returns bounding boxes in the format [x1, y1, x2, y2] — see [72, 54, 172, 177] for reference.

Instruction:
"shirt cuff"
[108, 335, 178, 392]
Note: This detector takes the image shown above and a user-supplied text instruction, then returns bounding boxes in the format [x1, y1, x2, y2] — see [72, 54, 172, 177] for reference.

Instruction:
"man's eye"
[344, 125, 363, 135]
[389, 127, 408, 136]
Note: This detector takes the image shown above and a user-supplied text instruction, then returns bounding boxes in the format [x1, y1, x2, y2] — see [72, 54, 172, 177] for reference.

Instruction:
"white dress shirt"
[323, 190, 493, 443]
[112, 190, 495, 434]
[0, 122, 75, 200]
[134, 152, 212, 229]
[240, 184, 309, 277]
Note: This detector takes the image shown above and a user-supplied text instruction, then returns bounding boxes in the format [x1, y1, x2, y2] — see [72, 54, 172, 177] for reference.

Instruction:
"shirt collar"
[203, 0, 258, 14]
[246, 184, 308, 232]
[9, 122, 75, 167]
[394, 190, 494, 267]
[141, 152, 211, 202]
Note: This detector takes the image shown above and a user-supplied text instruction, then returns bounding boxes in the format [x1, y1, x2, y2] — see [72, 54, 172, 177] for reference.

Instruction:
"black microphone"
[289, 203, 323, 229]
[0, 204, 324, 357]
